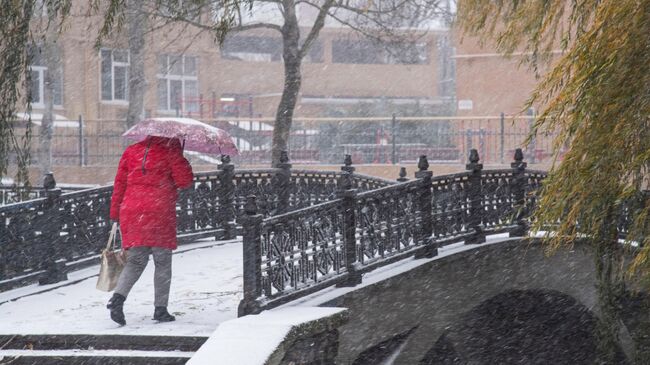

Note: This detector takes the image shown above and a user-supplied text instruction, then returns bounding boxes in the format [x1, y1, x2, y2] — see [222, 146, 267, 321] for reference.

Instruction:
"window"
[100, 49, 129, 102]
[28, 45, 63, 108]
[303, 40, 324, 63]
[157, 54, 199, 113]
[332, 39, 429, 65]
[221, 36, 323, 63]
[221, 36, 282, 62]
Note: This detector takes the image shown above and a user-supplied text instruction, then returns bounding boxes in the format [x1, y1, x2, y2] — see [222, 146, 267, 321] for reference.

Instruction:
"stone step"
[0, 334, 207, 364]
[0, 349, 193, 365]
[0, 334, 207, 352]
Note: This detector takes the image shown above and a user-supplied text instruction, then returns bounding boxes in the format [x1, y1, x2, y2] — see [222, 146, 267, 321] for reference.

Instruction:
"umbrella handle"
[181, 139, 185, 152]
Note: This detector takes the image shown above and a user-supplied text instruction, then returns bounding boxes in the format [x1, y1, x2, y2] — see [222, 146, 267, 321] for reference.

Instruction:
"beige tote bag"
[96, 223, 127, 292]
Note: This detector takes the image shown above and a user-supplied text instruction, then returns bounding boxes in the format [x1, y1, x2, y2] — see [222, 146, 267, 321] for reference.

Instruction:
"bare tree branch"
[231, 22, 283, 32]
[298, 0, 335, 59]
[146, 9, 282, 34]
[300, 0, 391, 42]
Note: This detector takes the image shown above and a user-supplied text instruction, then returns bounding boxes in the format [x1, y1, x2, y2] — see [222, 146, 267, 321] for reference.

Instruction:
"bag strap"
[105, 222, 118, 251]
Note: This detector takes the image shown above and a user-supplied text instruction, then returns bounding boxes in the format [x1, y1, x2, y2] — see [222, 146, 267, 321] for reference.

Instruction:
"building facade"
[26, 2, 449, 123]
[453, 32, 557, 117]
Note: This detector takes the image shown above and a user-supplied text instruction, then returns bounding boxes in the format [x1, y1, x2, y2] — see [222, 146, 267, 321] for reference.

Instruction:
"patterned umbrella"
[123, 117, 239, 156]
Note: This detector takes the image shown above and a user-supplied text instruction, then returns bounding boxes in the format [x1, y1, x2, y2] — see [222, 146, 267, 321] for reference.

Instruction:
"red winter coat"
[110, 136, 193, 250]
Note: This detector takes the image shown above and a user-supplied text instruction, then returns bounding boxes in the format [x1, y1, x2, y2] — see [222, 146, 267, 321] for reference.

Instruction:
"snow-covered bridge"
[2, 235, 645, 364]
[5, 149, 632, 364]
[0, 238, 240, 363]
[193, 235, 640, 365]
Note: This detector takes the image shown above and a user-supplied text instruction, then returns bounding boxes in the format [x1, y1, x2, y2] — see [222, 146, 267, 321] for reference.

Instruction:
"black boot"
[153, 306, 176, 322]
[106, 293, 126, 326]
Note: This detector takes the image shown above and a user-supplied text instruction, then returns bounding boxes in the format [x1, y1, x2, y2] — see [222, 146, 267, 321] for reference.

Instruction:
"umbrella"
[123, 117, 239, 156]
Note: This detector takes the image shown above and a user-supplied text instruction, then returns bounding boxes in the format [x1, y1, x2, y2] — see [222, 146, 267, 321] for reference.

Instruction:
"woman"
[107, 135, 193, 325]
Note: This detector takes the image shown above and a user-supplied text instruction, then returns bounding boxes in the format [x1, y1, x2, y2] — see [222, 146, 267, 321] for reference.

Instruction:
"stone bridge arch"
[420, 288, 622, 364]
[314, 238, 632, 364]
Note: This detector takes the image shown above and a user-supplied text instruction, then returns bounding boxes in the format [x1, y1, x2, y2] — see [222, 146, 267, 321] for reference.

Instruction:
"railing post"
[499, 112, 505, 165]
[414, 156, 436, 258]
[336, 168, 362, 287]
[397, 166, 408, 182]
[510, 148, 529, 237]
[465, 149, 486, 245]
[341, 154, 354, 174]
[39, 172, 68, 285]
[217, 155, 236, 240]
[391, 114, 397, 165]
[335, 155, 362, 287]
[340, 153, 357, 193]
[238, 195, 263, 316]
[78, 115, 85, 167]
[199, 93, 204, 118]
[527, 108, 537, 163]
[211, 91, 217, 118]
[274, 150, 292, 215]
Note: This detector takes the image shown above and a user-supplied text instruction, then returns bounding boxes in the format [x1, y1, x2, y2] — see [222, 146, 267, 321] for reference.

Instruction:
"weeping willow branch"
[0, 0, 250, 184]
[459, 0, 650, 276]
[458, 0, 650, 362]
[0, 0, 37, 185]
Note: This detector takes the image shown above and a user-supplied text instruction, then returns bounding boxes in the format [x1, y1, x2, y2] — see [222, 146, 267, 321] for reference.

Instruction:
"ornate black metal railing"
[0, 183, 93, 205]
[0, 154, 391, 291]
[0, 147, 566, 312]
[1, 186, 49, 205]
[6, 145, 644, 316]
[234, 153, 641, 316]
[0, 186, 114, 288]
[237, 148, 549, 315]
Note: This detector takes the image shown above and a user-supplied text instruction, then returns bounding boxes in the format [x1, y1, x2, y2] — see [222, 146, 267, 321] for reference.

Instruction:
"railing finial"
[417, 155, 429, 172]
[469, 149, 480, 164]
[279, 150, 289, 164]
[221, 154, 231, 164]
[466, 149, 483, 172]
[244, 195, 258, 215]
[43, 172, 56, 191]
[511, 148, 527, 170]
[341, 154, 355, 174]
[344, 154, 352, 167]
[397, 167, 408, 182]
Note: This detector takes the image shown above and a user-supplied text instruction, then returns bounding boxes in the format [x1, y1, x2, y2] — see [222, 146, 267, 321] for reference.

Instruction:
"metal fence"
[214, 115, 560, 165]
[10, 118, 126, 166]
[10, 114, 560, 167]
[0, 184, 94, 205]
[0, 155, 392, 292]
[7, 146, 639, 316]
[240, 152, 643, 314]
[237, 148, 548, 315]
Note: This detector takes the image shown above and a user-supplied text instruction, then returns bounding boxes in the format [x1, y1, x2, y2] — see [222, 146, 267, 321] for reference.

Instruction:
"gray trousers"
[114, 246, 172, 307]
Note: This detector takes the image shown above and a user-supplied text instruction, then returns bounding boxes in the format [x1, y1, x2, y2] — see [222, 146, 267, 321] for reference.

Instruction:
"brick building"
[25, 2, 450, 123]
[453, 31, 558, 117]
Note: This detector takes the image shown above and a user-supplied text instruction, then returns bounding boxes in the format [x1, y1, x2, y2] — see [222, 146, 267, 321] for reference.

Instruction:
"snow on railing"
[237, 148, 550, 316]
[244, 152, 638, 316]
[0, 153, 391, 292]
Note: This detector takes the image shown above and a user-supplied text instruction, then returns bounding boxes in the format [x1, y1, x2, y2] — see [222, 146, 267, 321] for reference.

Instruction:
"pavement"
[0, 239, 243, 337]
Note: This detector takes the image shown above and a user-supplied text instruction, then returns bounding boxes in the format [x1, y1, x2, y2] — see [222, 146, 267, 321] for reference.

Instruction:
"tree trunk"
[126, 0, 146, 128]
[40, 33, 59, 176]
[594, 208, 627, 364]
[271, 1, 301, 167]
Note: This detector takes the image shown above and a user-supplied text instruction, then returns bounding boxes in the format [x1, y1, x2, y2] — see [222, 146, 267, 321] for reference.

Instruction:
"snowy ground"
[0, 239, 243, 336]
[188, 234, 516, 364]
[0, 233, 517, 340]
